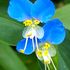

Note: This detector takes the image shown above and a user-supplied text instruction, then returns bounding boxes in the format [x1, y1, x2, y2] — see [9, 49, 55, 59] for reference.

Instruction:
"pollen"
[44, 59, 50, 64]
[42, 50, 50, 64]
[26, 32, 32, 37]
[20, 49, 24, 53]
[44, 43, 51, 49]
[36, 50, 42, 57]
[34, 19, 40, 25]
[43, 50, 48, 56]
[23, 20, 32, 26]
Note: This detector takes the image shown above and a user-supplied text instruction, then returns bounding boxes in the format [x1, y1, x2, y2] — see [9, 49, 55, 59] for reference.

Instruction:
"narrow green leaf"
[57, 30, 70, 70]
[0, 0, 9, 18]
[64, 0, 70, 4]
[54, 4, 70, 30]
[18, 53, 40, 70]
[38, 60, 46, 70]
[0, 17, 24, 46]
[0, 40, 27, 70]
[58, 53, 69, 70]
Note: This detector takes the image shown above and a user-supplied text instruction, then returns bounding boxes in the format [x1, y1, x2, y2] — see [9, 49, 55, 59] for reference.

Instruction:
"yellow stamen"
[23, 20, 32, 26]
[34, 19, 40, 25]
[26, 32, 32, 37]
[36, 50, 42, 57]
[43, 50, 48, 56]
[44, 60, 50, 64]
[23, 19, 40, 26]
[44, 43, 51, 49]
[42, 50, 50, 64]
[20, 49, 24, 53]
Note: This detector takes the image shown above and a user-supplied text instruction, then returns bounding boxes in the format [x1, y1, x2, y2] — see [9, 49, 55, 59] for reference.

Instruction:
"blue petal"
[8, 0, 32, 22]
[31, 0, 55, 23]
[40, 19, 66, 44]
[16, 38, 35, 55]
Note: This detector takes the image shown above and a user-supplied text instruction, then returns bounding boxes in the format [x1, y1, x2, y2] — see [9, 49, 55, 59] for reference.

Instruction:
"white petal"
[22, 27, 28, 38]
[35, 26, 44, 39]
[48, 45, 56, 57]
[22, 26, 35, 38]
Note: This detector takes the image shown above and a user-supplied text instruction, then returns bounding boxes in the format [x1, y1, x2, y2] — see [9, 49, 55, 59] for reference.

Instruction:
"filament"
[48, 54, 57, 70]
[45, 64, 47, 70]
[35, 36, 39, 50]
[32, 38, 35, 51]
[47, 64, 50, 70]
[23, 38, 28, 52]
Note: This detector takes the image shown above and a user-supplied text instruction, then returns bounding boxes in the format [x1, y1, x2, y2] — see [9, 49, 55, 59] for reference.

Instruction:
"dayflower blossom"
[8, 0, 66, 70]
[36, 43, 57, 70]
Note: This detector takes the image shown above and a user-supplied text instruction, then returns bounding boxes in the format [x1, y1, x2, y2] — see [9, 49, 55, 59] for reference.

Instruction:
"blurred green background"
[0, 0, 70, 70]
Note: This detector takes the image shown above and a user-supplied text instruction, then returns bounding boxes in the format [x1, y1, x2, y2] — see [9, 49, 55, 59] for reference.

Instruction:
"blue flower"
[8, 0, 66, 55]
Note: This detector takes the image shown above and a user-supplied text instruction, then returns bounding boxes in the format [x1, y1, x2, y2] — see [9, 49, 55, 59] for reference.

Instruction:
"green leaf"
[54, 4, 70, 30]
[0, 40, 27, 70]
[0, 0, 8, 18]
[18, 53, 40, 70]
[57, 30, 70, 70]
[38, 60, 46, 70]
[64, 0, 70, 4]
[58, 53, 69, 70]
[0, 17, 24, 46]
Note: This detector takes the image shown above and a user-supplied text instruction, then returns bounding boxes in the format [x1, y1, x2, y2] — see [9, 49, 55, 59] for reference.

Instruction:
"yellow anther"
[20, 49, 24, 53]
[44, 59, 50, 64]
[26, 32, 32, 37]
[34, 19, 40, 25]
[44, 43, 51, 49]
[36, 50, 42, 57]
[43, 50, 49, 56]
[42, 51, 50, 64]
[23, 20, 32, 26]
